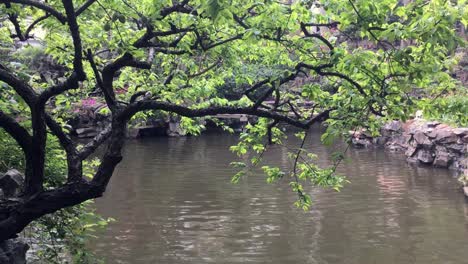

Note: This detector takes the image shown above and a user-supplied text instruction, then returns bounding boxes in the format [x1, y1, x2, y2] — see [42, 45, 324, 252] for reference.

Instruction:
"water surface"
[90, 130, 468, 264]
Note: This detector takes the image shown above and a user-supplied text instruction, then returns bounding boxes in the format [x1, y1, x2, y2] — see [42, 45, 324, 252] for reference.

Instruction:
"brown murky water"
[89, 129, 468, 264]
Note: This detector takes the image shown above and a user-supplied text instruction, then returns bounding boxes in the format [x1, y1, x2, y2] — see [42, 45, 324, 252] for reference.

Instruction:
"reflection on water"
[89, 129, 468, 264]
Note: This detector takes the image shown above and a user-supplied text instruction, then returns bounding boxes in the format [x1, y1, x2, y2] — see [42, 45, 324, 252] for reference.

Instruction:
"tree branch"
[0, 68, 37, 106]
[39, 73, 80, 105]
[101, 53, 152, 110]
[0, 0, 67, 24]
[120, 101, 312, 129]
[24, 14, 50, 38]
[7, 11, 26, 41]
[77, 125, 112, 161]
[0, 110, 32, 155]
[44, 114, 82, 182]
[300, 22, 334, 51]
[61, 0, 86, 80]
[75, 0, 97, 16]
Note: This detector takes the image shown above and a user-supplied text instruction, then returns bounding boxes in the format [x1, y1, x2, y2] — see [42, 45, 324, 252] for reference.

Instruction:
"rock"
[373, 136, 388, 146]
[0, 170, 24, 197]
[384, 121, 402, 132]
[407, 156, 419, 164]
[75, 127, 96, 135]
[405, 146, 417, 157]
[413, 131, 433, 148]
[436, 124, 451, 130]
[75, 126, 98, 138]
[127, 128, 140, 138]
[423, 127, 434, 135]
[360, 129, 373, 138]
[464, 187, 468, 197]
[446, 143, 465, 153]
[0, 239, 29, 264]
[381, 121, 402, 137]
[433, 152, 451, 167]
[352, 138, 372, 148]
[417, 149, 434, 164]
[453, 128, 468, 136]
[425, 130, 437, 139]
[463, 135, 468, 143]
[435, 129, 458, 144]
[77, 132, 98, 138]
[386, 143, 403, 152]
[167, 121, 186, 137]
[426, 121, 441, 128]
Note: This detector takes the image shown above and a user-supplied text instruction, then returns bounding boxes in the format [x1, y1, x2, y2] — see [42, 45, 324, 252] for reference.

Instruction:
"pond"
[89, 128, 468, 264]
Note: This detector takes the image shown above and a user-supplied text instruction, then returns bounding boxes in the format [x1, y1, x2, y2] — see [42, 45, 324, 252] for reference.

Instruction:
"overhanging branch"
[0, 0, 67, 24]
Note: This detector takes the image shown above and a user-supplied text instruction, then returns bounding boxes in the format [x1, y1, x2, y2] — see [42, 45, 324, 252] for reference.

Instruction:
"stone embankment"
[351, 120, 468, 173]
[351, 120, 468, 197]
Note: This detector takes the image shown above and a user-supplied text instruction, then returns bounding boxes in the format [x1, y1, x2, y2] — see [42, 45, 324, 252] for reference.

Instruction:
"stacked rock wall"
[351, 120, 468, 173]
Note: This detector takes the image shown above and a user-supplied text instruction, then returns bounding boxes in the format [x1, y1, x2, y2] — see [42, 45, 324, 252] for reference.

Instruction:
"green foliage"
[230, 122, 349, 209]
[419, 93, 468, 127]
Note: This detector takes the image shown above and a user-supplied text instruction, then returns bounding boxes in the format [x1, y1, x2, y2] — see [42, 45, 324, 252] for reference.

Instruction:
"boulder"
[407, 156, 419, 164]
[405, 146, 417, 157]
[0, 170, 24, 197]
[423, 127, 434, 136]
[425, 130, 437, 139]
[386, 143, 404, 152]
[384, 120, 402, 132]
[417, 149, 434, 164]
[436, 123, 451, 130]
[0, 239, 29, 264]
[453, 128, 468, 137]
[446, 143, 465, 153]
[127, 128, 140, 138]
[413, 131, 433, 149]
[435, 129, 458, 144]
[464, 187, 468, 197]
[167, 121, 187, 137]
[381, 121, 402, 137]
[433, 152, 451, 168]
[373, 136, 388, 146]
[75, 127, 96, 135]
[426, 121, 441, 128]
[75, 127, 98, 138]
[352, 138, 372, 148]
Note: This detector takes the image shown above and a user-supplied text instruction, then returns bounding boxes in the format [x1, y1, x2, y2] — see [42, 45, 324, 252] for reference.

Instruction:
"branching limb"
[61, 0, 86, 80]
[77, 125, 112, 161]
[0, 68, 38, 106]
[0, 0, 67, 24]
[44, 115, 82, 181]
[101, 53, 152, 110]
[120, 100, 313, 129]
[0, 110, 32, 156]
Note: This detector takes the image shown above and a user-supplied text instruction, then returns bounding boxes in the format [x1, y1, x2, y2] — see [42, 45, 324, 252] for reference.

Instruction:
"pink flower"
[81, 98, 97, 107]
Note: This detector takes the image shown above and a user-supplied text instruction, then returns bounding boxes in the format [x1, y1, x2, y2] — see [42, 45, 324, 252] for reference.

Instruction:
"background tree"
[0, 0, 465, 242]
